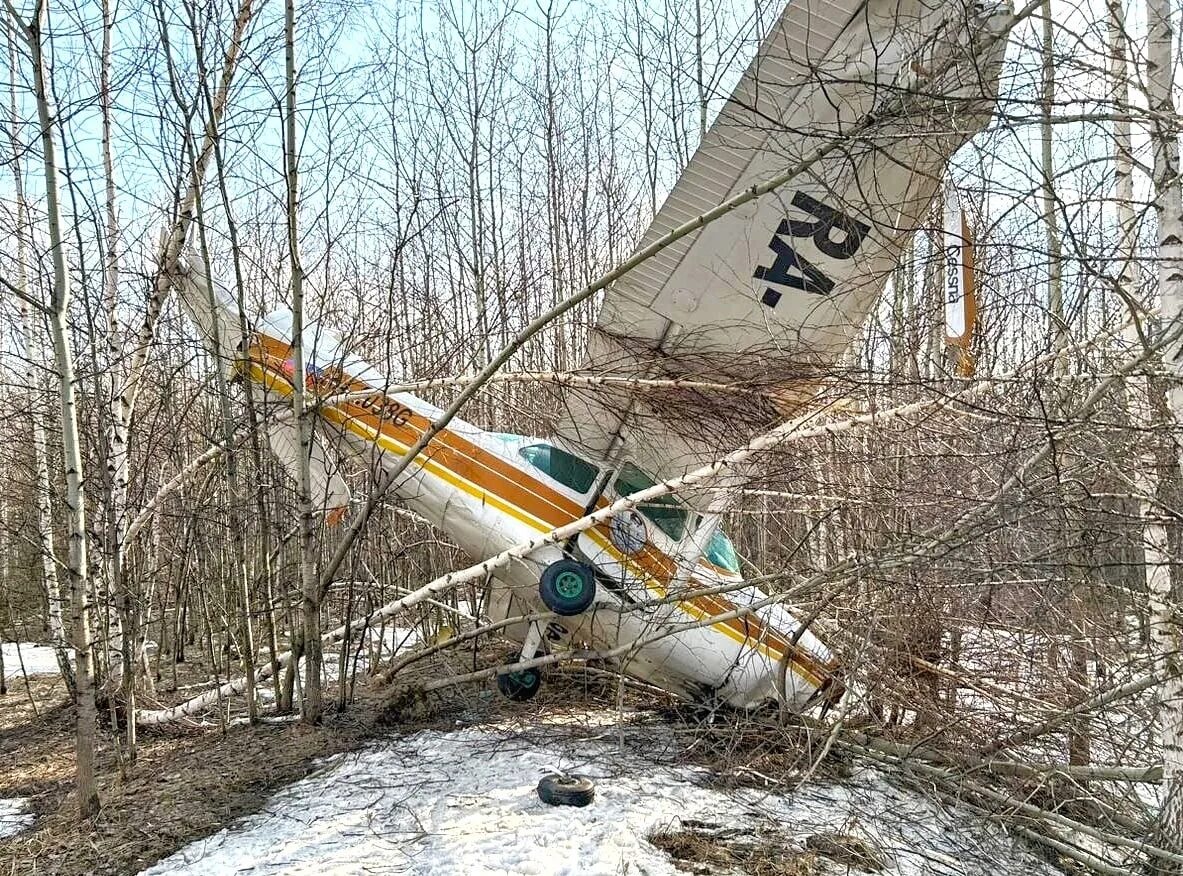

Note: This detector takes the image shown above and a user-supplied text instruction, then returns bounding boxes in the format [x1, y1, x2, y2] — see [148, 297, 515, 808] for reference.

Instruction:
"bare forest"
[1, 0, 1182, 873]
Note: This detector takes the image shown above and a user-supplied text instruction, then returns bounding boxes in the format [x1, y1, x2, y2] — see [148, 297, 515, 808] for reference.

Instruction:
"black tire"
[496, 663, 542, 702]
[538, 560, 596, 616]
[537, 773, 595, 807]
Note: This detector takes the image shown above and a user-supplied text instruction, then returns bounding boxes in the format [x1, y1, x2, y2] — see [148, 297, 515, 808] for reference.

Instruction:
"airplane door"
[576, 511, 652, 608]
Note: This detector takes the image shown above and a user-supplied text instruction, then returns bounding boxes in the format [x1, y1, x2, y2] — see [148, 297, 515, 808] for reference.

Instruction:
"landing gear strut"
[496, 560, 596, 703]
[496, 617, 546, 702]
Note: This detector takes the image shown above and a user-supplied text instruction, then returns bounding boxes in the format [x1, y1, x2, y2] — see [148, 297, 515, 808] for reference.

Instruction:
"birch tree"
[1143, 0, 1183, 854]
[3, 0, 101, 818]
[283, 0, 323, 724]
[5, 16, 72, 695]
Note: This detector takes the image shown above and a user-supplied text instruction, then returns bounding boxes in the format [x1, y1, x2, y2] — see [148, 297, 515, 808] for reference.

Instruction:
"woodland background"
[1, 0, 1181, 872]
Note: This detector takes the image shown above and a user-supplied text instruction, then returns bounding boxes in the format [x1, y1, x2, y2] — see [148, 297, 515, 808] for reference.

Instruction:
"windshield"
[613, 463, 688, 541]
[704, 529, 741, 575]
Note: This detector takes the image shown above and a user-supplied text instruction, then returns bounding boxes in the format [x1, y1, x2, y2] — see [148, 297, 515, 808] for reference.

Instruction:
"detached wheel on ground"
[538, 559, 596, 616]
[496, 661, 542, 702]
[537, 773, 595, 807]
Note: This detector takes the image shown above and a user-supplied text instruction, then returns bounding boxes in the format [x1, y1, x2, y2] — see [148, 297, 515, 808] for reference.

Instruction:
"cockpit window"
[613, 463, 688, 541]
[519, 443, 598, 493]
[705, 529, 741, 575]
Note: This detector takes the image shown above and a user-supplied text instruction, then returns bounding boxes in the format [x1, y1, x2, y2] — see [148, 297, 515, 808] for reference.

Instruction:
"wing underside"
[553, 0, 1010, 481]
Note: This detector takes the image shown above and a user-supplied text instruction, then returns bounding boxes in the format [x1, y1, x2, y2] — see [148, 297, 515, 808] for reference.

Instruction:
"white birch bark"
[283, 0, 322, 724]
[1041, 2, 1067, 369]
[4, 0, 102, 817]
[5, 18, 72, 693]
[97, 0, 139, 760]
[1144, 0, 1183, 853]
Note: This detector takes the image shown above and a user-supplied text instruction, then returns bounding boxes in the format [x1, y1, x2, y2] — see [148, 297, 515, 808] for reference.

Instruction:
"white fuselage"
[244, 328, 840, 710]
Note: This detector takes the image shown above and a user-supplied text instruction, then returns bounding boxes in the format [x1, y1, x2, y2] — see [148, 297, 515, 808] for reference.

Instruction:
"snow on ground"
[2, 643, 59, 679]
[0, 799, 34, 841]
[142, 711, 1059, 876]
[256, 627, 423, 697]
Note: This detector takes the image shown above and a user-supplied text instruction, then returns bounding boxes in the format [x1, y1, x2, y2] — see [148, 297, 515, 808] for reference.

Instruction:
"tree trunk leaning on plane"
[136, 310, 1164, 725]
[1144, 0, 1183, 857]
[4, 0, 102, 818]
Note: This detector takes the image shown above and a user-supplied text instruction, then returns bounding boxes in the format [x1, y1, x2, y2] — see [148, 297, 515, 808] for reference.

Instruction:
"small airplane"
[174, 0, 1007, 711]
[176, 289, 846, 709]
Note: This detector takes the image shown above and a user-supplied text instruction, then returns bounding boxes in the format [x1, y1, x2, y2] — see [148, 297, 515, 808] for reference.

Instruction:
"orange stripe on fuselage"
[246, 335, 834, 684]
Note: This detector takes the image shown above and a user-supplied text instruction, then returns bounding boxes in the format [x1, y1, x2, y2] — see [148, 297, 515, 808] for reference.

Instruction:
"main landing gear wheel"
[537, 773, 595, 807]
[538, 560, 596, 616]
[496, 662, 542, 702]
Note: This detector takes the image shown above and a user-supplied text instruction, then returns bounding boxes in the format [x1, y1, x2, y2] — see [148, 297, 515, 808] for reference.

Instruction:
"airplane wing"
[552, 0, 1010, 483]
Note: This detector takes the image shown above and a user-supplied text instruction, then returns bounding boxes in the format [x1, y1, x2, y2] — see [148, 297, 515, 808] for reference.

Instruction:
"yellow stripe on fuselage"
[247, 360, 822, 686]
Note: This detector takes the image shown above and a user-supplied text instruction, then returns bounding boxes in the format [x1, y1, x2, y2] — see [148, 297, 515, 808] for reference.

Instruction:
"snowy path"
[2, 643, 59, 679]
[0, 800, 33, 842]
[142, 712, 1058, 876]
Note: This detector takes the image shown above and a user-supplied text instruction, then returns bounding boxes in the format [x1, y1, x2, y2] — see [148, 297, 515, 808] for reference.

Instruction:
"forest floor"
[0, 648, 444, 876]
[133, 697, 1062, 876]
[1, 645, 1068, 876]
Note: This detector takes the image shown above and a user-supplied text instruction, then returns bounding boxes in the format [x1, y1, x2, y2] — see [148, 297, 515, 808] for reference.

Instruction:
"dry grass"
[1, 675, 77, 819]
[649, 823, 820, 876]
[658, 709, 856, 793]
[804, 832, 887, 872]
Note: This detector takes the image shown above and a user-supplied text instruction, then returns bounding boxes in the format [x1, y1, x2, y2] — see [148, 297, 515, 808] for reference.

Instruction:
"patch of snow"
[2, 643, 60, 679]
[0, 798, 34, 840]
[141, 712, 1059, 876]
[321, 626, 421, 683]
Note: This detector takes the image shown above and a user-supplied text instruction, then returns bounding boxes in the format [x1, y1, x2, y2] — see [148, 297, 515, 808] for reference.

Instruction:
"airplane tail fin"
[172, 248, 245, 374]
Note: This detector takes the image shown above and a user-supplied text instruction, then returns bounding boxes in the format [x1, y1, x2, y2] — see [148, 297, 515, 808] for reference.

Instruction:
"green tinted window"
[614, 463, 687, 541]
[705, 529, 740, 574]
[519, 443, 598, 493]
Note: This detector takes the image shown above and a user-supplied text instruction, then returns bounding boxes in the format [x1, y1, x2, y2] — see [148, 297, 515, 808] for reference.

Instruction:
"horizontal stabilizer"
[266, 420, 351, 520]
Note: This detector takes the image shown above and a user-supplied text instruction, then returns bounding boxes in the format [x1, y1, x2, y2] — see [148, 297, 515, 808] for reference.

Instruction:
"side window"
[613, 463, 687, 541]
[519, 443, 598, 493]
